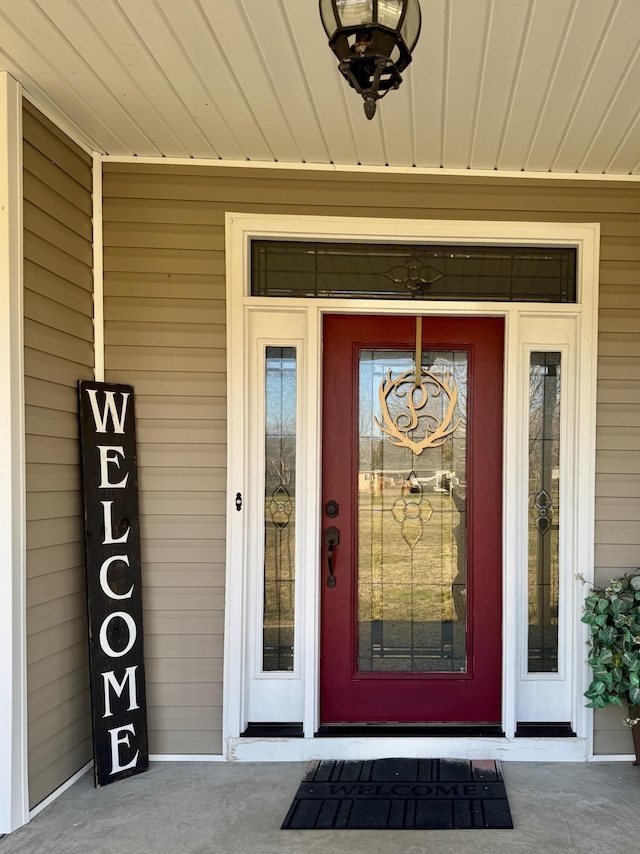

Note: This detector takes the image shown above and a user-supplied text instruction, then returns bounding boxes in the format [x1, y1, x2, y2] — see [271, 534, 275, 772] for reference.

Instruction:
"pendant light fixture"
[319, 0, 422, 119]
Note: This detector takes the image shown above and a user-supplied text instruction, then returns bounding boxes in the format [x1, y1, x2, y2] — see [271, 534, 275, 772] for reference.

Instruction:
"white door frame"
[224, 213, 599, 762]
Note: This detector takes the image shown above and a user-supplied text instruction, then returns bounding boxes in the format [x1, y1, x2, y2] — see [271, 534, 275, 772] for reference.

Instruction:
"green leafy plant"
[582, 571, 640, 726]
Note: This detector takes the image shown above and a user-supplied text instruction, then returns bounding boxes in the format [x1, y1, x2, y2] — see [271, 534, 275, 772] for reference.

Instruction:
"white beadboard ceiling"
[2, 0, 640, 174]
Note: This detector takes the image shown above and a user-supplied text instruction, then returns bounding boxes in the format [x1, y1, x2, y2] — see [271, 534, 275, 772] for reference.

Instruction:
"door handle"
[324, 525, 340, 588]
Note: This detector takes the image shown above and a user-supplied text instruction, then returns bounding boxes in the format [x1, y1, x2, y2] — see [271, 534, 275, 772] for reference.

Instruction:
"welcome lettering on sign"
[78, 380, 149, 787]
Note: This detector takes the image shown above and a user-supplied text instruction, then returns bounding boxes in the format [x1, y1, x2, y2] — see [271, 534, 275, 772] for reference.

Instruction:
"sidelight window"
[527, 352, 562, 673]
[262, 347, 297, 672]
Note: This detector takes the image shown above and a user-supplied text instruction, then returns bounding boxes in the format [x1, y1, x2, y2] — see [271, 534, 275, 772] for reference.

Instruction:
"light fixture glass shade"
[401, 0, 421, 51]
[319, 0, 338, 33]
[335, 0, 373, 27]
[378, 0, 404, 30]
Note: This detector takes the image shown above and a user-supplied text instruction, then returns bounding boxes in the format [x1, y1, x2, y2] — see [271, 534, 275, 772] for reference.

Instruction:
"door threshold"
[316, 724, 504, 738]
[228, 735, 590, 762]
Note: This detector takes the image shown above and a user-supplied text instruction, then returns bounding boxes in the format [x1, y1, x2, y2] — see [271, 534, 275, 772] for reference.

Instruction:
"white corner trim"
[92, 153, 105, 382]
[28, 762, 93, 820]
[0, 71, 29, 834]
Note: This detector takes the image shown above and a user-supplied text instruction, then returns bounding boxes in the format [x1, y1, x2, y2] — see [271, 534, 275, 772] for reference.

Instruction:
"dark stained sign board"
[78, 381, 149, 787]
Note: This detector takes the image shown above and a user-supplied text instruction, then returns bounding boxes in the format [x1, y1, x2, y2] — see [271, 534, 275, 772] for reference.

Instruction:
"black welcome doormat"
[282, 759, 513, 830]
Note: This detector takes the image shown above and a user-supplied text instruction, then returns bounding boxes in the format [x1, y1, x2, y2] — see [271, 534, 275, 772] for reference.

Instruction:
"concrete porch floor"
[1, 761, 639, 854]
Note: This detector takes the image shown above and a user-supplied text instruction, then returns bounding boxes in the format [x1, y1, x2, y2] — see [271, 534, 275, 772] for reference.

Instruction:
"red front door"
[321, 315, 504, 724]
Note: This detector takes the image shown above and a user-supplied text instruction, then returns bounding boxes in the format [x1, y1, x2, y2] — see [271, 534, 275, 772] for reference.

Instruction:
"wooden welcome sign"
[78, 380, 149, 787]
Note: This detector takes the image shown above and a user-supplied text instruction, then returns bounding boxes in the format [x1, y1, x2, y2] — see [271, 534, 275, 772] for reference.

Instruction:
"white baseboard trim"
[29, 761, 93, 820]
[149, 755, 225, 762]
[589, 754, 636, 762]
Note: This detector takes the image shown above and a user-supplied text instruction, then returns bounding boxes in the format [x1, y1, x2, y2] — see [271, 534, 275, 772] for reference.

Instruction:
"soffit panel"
[1, 0, 640, 175]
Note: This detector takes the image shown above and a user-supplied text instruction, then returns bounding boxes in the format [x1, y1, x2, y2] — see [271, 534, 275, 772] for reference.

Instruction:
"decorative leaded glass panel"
[251, 241, 576, 303]
[357, 348, 468, 673]
[262, 347, 297, 671]
[528, 352, 561, 673]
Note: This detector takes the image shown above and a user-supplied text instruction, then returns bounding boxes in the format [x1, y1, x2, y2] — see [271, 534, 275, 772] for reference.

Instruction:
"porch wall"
[24, 102, 94, 807]
[102, 163, 640, 757]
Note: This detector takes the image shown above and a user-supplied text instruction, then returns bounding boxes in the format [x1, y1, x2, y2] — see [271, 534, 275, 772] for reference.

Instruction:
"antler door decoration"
[374, 317, 460, 455]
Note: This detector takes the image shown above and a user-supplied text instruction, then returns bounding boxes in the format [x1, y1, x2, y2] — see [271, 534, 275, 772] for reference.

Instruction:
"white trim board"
[224, 213, 600, 762]
[0, 71, 29, 834]
[104, 154, 640, 184]
[148, 755, 226, 762]
[92, 153, 104, 382]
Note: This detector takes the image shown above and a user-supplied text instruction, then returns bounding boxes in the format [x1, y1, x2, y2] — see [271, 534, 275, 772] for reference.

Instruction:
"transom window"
[251, 241, 577, 302]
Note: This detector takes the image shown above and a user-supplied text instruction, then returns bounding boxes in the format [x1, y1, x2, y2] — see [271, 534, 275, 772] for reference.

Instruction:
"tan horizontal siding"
[142, 611, 223, 642]
[25, 292, 93, 344]
[23, 172, 92, 239]
[105, 272, 225, 301]
[104, 221, 225, 249]
[597, 404, 640, 427]
[146, 681, 221, 707]
[25, 261, 94, 314]
[143, 564, 226, 588]
[103, 162, 640, 757]
[28, 736, 92, 811]
[26, 541, 85, 579]
[24, 232, 92, 290]
[24, 102, 93, 808]
[596, 474, 640, 499]
[23, 102, 92, 189]
[24, 200, 93, 265]
[137, 467, 226, 493]
[25, 348, 92, 388]
[146, 658, 222, 684]
[27, 489, 84, 522]
[141, 540, 225, 565]
[596, 497, 640, 522]
[139, 492, 226, 517]
[26, 566, 85, 608]
[106, 348, 226, 374]
[598, 334, 640, 357]
[146, 633, 224, 658]
[24, 378, 79, 414]
[138, 444, 226, 468]
[27, 617, 87, 666]
[106, 321, 226, 348]
[26, 462, 82, 495]
[28, 642, 89, 695]
[592, 706, 636, 756]
[104, 165, 226, 756]
[144, 587, 225, 611]
[29, 691, 92, 752]
[146, 731, 221, 754]
[25, 408, 79, 442]
[147, 706, 222, 731]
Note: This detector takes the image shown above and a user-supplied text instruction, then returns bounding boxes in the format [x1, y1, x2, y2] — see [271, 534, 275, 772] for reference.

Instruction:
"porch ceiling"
[2, 0, 640, 175]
